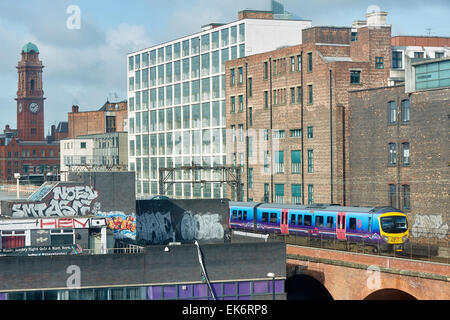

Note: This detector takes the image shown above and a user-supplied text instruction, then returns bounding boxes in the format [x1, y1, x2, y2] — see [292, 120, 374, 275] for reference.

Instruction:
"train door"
[280, 210, 289, 234]
[337, 212, 346, 240]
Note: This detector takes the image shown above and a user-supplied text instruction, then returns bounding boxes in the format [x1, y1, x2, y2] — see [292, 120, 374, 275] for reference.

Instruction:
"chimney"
[51, 125, 56, 136]
[72, 105, 79, 113]
[366, 10, 388, 27]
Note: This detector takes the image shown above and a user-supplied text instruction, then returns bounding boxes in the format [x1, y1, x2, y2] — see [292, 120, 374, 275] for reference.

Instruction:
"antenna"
[426, 28, 432, 36]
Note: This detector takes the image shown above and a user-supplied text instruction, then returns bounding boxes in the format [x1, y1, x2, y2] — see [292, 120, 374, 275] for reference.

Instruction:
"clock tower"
[16, 42, 45, 141]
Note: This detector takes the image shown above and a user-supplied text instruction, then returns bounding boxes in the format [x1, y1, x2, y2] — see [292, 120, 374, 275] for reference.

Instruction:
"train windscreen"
[380, 216, 408, 234]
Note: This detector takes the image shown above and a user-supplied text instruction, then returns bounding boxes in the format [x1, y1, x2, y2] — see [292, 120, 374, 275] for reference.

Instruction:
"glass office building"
[127, 13, 311, 198]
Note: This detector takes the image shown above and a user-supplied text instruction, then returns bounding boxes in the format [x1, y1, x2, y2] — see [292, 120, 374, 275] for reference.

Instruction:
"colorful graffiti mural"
[97, 212, 136, 240]
[11, 185, 100, 218]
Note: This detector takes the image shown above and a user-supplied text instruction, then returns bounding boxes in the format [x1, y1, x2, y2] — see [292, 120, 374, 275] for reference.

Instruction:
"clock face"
[29, 103, 39, 113]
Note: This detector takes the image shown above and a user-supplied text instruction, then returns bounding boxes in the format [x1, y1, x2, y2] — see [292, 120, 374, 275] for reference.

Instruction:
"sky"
[0, 0, 449, 134]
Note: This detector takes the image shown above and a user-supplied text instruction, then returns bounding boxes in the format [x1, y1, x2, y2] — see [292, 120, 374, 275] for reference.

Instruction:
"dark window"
[249, 107, 253, 126]
[238, 210, 242, 220]
[392, 51, 403, 69]
[290, 214, 296, 225]
[264, 62, 268, 80]
[231, 96, 235, 113]
[350, 70, 361, 84]
[290, 87, 295, 104]
[231, 209, 237, 220]
[401, 100, 410, 122]
[388, 101, 397, 124]
[304, 215, 312, 226]
[270, 212, 278, 224]
[351, 32, 358, 42]
[389, 143, 397, 165]
[307, 126, 314, 139]
[308, 52, 313, 72]
[375, 57, 384, 69]
[402, 142, 410, 165]
[435, 52, 444, 58]
[326, 217, 334, 228]
[297, 215, 303, 226]
[414, 52, 424, 59]
[80, 142, 87, 149]
[30, 79, 35, 91]
[264, 91, 269, 108]
[389, 184, 397, 207]
[402, 185, 411, 210]
[231, 69, 235, 85]
[248, 77, 252, 97]
[349, 218, 357, 230]
[308, 85, 313, 104]
[31, 128, 37, 135]
[315, 216, 324, 228]
[243, 211, 247, 221]
[262, 212, 269, 223]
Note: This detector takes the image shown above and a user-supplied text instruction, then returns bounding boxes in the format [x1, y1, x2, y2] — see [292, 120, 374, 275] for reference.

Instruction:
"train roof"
[229, 202, 404, 214]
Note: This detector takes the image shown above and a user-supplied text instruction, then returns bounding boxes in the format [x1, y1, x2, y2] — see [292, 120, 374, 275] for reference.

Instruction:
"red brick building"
[225, 11, 392, 205]
[0, 43, 61, 184]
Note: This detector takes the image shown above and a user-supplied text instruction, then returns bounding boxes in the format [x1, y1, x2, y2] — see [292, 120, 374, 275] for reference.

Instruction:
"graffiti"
[97, 212, 136, 240]
[137, 212, 173, 244]
[39, 218, 90, 229]
[11, 185, 100, 218]
[411, 214, 448, 240]
[180, 212, 224, 241]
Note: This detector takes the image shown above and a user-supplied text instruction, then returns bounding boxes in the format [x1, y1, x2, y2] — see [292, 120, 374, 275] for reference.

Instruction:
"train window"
[238, 210, 243, 220]
[243, 211, 247, 221]
[368, 217, 372, 233]
[315, 216, 324, 227]
[232, 210, 237, 220]
[304, 215, 312, 226]
[270, 213, 278, 224]
[297, 215, 303, 226]
[349, 218, 357, 230]
[262, 212, 269, 223]
[327, 217, 334, 228]
[290, 214, 296, 225]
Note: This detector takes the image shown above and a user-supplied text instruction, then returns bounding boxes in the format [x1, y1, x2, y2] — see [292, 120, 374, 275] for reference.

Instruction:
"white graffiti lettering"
[181, 212, 224, 241]
[11, 185, 100, 218]
[411, 214, 448, 240]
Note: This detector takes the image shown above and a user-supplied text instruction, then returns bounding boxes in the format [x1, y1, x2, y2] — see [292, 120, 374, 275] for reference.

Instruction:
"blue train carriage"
[229, 202, 409, 252]
[229, 202, 259, 232]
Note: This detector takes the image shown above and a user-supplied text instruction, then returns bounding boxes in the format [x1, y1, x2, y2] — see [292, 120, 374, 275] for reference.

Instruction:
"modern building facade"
[225, 10, 392, 205]
[349, 57, 449, 240]
[127, 8, 312, 198]
[0, 43, 61, 184]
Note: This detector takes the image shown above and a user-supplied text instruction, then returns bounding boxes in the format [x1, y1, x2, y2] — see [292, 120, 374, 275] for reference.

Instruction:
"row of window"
[230, 126, 314, 144]
[388, 99, 410, 124]
[4, 149, 56, 158]
[389, 184, 411, 210]
[263, 55, 302, 80]
[392, 50, 446, 69]
[129, 24, 245, 71]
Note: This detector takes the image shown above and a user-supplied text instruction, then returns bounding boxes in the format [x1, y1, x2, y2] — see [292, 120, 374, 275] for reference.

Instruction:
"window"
[307, 52, 313, 72]
[290, 56, 295, 72]
[308, 85, 313, 104]
[290, 129, 302, 138]
[315, 216, 324, 228]
[304, 215, 312, 226]
[350, 70, 361, 84]
[291, 150, 301, 174]
[402, 142, 410, 165]
[389, 184, 397, 207]
[435, 52, 444, 58]
[248, 77, 252, 97]
[402, 184, 411, 210]
[249, 107, 253, 126]
[239, 124, 244, 142]
[349, 218, 357, 230]
[388, 101, 396, 124]
[248, 168, 253, 189]
[389, 143, 397, 165]
[238, 67, 243, 84]
[308, 185, 314, 205]
[264, 184, 269, 203]
[292, 184, 302, 204]
[290, 87, 295, 104]
[401, 99, 410, 123]
[275, 184, 284, 204]
[307, 150, 314, 173]
[264, 151, 269, 173]
[414, 52, 424, 59]
[273, 130, 285, 139]
[290, 214, 296, 225]
[392, 51, 403, 69]
[231, 96, 235, 113]
[264, 61, 268, 80]
[264, 91, 269, 108]
[326, 217, 334, 228]
[275, 151, 284, 174]
[297, 215, 303, 226]
[351, 31, 358, 42]
[231, 69, 235, 85]
[231, 125, 236, 143]
[375, 57, 384, 69]
[80, 142, 86, 149]
[238, 95, 244, 112]
[307, 127, 314, 139]
[262, 212, 269, 223]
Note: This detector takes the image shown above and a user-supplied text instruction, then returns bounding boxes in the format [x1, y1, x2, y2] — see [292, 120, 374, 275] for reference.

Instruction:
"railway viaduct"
[285, 245, 450, 300]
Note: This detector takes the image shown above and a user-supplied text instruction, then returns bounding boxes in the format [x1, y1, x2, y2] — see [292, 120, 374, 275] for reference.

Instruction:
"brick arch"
[364, 288, 417, 300]
[285, 274, 334, 300]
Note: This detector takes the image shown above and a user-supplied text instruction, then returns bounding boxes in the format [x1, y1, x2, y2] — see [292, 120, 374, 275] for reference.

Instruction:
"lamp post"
[267, 272, 275, 300]
[14, 173, 21, 199]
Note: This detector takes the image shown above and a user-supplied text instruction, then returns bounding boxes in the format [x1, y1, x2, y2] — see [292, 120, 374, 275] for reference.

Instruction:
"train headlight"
[402, 235, 409, 242]
[382, 236, 389, 243]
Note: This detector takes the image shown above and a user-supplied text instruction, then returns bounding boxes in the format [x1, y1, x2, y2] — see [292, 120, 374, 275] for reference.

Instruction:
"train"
[229, 202, 410, 253]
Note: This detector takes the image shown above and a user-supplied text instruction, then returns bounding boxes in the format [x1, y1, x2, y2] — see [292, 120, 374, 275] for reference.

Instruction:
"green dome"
[22, 42, 39, 53]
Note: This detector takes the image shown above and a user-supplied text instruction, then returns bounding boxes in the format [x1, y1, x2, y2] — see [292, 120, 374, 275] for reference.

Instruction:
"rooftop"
[22, 42, 39, 54]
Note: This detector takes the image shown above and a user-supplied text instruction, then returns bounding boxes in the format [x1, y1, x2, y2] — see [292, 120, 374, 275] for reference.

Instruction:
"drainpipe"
[330, 69, 334, 204]
[300, 51, 305, 204]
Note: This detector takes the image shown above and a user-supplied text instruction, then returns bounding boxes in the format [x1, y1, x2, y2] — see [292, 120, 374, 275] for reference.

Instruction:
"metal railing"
[81, 244, 144, 256]
[270, 229, 449, 265]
